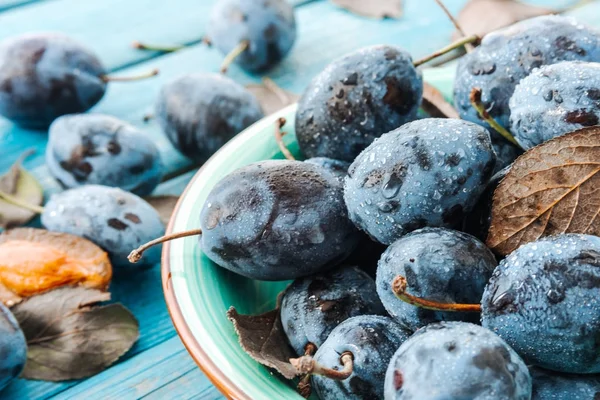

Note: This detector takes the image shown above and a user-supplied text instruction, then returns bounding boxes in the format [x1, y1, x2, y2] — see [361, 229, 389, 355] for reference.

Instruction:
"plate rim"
[161, 104, 299, 400]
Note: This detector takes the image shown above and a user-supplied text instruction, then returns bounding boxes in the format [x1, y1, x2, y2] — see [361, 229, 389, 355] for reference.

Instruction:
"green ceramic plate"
[162, 65, 456, 399]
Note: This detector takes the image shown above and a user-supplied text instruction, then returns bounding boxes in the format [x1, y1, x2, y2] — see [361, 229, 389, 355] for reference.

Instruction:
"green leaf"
[11, 286, 139, 381]
[0, 151, 44, 229]
[246, 78, 299, 116]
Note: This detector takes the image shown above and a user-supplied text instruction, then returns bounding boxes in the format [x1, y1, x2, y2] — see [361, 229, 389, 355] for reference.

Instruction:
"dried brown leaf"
[246, 78, 299, 116]
[453, 0, 553, 40]
[144, 195, 179, 225]
[227, 306, 299, 379]
[12, 286, 139, 381]
[331, 0, 403, 19]
[421, 82, 459, 119]
[0, 151, 43, 229]
[487, 127, 600, 255]
[0, 228, 112, 306]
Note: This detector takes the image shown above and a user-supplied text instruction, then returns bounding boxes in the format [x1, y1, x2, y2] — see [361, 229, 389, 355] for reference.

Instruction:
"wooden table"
[0, 0, 596, 398]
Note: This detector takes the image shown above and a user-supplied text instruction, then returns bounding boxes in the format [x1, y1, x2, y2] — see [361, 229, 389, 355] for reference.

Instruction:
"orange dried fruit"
[0, 228, 112, 306]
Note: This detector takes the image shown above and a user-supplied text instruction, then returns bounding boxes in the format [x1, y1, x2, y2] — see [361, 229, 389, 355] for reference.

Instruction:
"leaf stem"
[0, 189, 44, 214]
[128, 229, 203, 263]
[413, 34, 479, 67]
[290, 352, 354, 380]
[100, 68, 159, 83]
[220, 40, 250, 74]
[392, 275, 482, 312]
[469, 88, 522, 148]
[274, 117, 295, 161]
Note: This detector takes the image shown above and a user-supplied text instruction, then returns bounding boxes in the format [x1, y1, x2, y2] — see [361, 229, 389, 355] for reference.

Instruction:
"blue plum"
[295, 45, 423, 161]
[155, 73, 263, 163]
[481, 234, 600, 373]
[377, 228, 496, 331]
[384, 321, 531, 399]
[280, 265, 386, 355]
[344, 118, 496, 245]
[0, 33, 106, 128]
[46, 114, 162, 196]
[530, 367, 600, 400]
[41, 185, 165, 268]
[207, 0, 296, 72]
[454, 15, 600, 138]
[311, 315, 411, 400]
[199, 160, 361, 280]
[0, 303, 26, 392]
[510, 61, 600, 149]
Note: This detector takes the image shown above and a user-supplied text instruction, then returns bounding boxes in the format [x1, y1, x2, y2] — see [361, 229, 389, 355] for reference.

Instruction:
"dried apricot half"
[0, 228, 112, 306]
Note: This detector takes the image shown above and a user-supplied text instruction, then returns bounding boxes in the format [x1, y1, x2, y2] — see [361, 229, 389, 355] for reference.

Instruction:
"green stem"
[469, 88, 522, 148]
[101, 68, 159, 83]
[220, 40, 250, 73]
[413, 34, 479, 67]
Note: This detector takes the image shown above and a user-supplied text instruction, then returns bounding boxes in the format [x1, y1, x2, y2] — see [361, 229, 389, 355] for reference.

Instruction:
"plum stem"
[101, 68, 159, 83]
[0, 190, 44, 214]
[290, 351, 354, 380]
[297, 343, 318, 398]
[274, 117, 295, 161]
[413, 34, 479, 67]
[433, 0, 475, 53]
[128, 228, 203, 263]
[143, 113, 154, 123]
[131, 41, 185, 52]
[220, 40, 250, 74]
[392, 275, 482, 312]
[469, 88, 522, 148]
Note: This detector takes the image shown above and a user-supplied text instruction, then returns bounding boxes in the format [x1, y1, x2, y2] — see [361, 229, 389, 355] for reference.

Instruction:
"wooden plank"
[4, 0, 473, 184]
[1, 171, 197, 400]
[0, 0, 41, 13]
[50, 337, 221, 400]
[141, 369, 223, 400]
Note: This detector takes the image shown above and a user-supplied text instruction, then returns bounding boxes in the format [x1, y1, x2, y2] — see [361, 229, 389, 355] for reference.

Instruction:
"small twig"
[101, 69, 159, 83]
[128, 229, 203, 263]
[469, 88, 522, 148]
[414, 35, 479, 67]
[131, 41, 185, 52]
[220, 40, 250, 74]
[274, 117, 295, 161]
[392, 275, 482, 312]
[290, 352, 354, 380]
[433, 0, 475, 52]
[0, 189, 44, 214]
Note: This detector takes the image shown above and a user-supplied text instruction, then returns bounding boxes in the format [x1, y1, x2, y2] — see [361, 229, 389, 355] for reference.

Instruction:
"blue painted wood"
[51, 337, 222, 400]
[0, 0, 41, 12]
[2, 0, 600, 399]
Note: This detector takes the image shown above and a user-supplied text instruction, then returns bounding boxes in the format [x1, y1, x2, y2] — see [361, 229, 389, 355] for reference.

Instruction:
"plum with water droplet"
[41, 185, 165, 268]
[384, 321, 531, 399]
[155, 73, 263, 163]
[344, 118, 496, 245]
[46, 114, 162, 196]
[510, 61, 600, 149]
[207, 0, 296, 72]
[199, 160, 361, 280]
[454, 15, 600, 136]
[530, 366, 600, 400]
[295, 45, 423, 162]
[280, 265, 386, 355]
[377, 228, 496, 331]
[0, 303, 26, 391]
[481, 234, 600, 373]
[300, 315, 411, 400]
